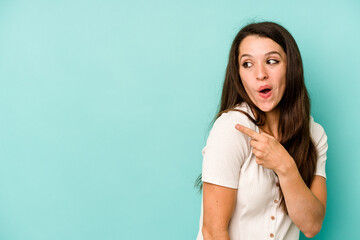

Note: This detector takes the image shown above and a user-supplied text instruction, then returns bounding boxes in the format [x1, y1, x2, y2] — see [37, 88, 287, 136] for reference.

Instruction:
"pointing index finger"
[235, 124, 262, 140]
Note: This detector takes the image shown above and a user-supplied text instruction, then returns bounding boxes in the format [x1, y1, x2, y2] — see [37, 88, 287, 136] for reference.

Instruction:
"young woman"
[196, 22, 328, 240]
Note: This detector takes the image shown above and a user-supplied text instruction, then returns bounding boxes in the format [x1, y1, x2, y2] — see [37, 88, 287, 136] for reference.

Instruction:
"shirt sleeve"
[311, 119, 328, 179]
[201, 112, 252, 189]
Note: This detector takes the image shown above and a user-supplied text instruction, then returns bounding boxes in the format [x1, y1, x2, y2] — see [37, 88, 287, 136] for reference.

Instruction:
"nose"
[255, 64, 268, 80]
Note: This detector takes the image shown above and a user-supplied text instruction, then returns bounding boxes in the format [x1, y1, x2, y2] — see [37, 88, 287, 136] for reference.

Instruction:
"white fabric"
[196, 102, 328, 240]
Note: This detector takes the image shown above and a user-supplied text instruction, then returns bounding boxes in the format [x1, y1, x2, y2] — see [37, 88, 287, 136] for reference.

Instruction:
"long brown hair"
[196, 21, 317, 214]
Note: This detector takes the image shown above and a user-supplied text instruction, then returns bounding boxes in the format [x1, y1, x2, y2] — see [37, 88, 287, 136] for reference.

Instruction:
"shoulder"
[310, 117, 328, 178]
[205, 102, 255, 150]
[310, 116, 328, 146]
[213, 102, 256, 131]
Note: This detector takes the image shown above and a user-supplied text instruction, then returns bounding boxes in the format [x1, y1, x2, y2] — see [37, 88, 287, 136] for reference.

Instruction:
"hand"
[235, 124, 295, 175]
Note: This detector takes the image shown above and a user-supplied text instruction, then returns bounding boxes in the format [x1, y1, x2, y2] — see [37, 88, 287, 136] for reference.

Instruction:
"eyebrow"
[239, 51, 283, 60]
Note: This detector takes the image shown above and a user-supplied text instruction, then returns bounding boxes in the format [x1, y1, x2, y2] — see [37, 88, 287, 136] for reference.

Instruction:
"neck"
[265, 110, 280, 134]
[254, 107, 281, 141]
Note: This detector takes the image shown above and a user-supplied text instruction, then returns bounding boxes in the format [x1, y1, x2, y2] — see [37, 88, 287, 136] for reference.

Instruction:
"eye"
[267, 59, 279, 65]
[242, 62, 253, 68]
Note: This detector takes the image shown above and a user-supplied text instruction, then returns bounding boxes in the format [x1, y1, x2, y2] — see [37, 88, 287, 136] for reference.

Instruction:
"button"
[274, 199, 279, 204]
[270, 233, 275, 238]
[271, 216, 275, 220]
[276, 182, 280, 187]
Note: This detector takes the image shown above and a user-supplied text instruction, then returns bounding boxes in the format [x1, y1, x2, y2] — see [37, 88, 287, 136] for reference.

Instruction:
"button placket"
[268, 179, 278, 239]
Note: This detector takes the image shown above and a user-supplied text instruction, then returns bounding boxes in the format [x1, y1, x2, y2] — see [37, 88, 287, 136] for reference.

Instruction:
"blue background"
[0, 0, 359, 239]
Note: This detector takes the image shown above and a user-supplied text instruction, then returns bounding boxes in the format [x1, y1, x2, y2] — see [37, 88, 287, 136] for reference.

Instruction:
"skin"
[202, 35, 327, 239]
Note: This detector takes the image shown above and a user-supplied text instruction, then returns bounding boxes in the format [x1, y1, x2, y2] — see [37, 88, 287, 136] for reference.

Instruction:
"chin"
[258, 103, 276, 113]
[260, 108, 273, 113]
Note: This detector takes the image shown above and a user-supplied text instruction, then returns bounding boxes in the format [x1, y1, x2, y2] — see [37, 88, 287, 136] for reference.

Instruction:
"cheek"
[280, 72, 286, 90]
[272, 68, 286, 92]
[239, 72, 252, 91]
[240, 79, 252, 96]
[277, 75, 286, 98]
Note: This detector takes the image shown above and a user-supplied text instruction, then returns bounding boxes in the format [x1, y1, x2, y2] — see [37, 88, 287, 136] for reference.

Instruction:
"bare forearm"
[234, 125, 326, 237]
[277, 162, 325, 238]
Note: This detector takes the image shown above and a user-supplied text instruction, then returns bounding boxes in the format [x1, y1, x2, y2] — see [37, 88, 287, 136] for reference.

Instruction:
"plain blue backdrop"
[0, 0, 359, 239]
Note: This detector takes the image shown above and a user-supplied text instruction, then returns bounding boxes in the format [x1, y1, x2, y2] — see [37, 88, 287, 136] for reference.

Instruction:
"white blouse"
[196, 102, 328, 240]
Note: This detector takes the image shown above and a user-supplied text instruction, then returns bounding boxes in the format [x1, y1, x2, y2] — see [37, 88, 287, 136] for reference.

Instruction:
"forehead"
[238, 35, 285, 56]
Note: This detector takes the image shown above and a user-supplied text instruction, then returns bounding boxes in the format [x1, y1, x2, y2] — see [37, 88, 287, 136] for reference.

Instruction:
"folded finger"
[250, 139, 263, 150]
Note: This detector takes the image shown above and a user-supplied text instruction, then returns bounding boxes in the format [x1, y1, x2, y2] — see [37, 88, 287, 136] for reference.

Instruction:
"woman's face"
[238, 35, 287, 113]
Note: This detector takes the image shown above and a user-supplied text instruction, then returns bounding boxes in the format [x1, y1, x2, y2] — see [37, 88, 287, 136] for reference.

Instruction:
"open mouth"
[260, 88, 271, 94]
[259, 86, 272, 98]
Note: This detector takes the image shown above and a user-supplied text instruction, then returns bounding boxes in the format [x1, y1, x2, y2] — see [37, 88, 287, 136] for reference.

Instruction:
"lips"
[259, 85, 272, 99]
[259, 85, 272, 92]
